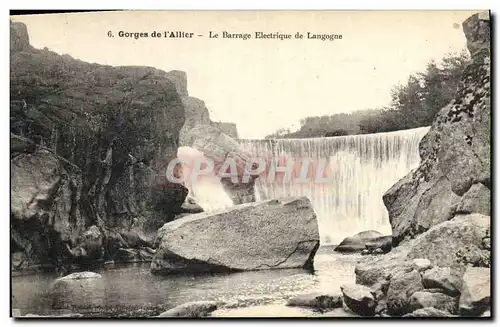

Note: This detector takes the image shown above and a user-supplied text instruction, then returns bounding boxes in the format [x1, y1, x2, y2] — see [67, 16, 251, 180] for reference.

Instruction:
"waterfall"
[240, 126, 430, 245]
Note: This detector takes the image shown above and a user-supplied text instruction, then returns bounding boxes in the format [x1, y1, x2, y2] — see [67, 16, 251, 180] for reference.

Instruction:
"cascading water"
[240, 126, 430, 245]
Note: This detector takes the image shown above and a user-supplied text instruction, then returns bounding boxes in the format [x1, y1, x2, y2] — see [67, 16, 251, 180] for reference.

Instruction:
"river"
[12, 247, 367, 317]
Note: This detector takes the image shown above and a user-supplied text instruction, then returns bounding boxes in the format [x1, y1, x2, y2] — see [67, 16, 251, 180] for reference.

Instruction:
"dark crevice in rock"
[251, 240, 320, 270]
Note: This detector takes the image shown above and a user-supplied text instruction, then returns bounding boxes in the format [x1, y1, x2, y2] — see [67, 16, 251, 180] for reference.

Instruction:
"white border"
[3, 1, 498, 327]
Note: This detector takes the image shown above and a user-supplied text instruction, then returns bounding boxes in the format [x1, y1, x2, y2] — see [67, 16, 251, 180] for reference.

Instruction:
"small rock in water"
[334, 230, 383, 253]
[373, 248, 384, 255]
[156, 301, 223, 317]
[58, 271, 101, 281]
[286, 293, 343, 310]
[340, 284, 376, 316]
[361, 249, 370, 255]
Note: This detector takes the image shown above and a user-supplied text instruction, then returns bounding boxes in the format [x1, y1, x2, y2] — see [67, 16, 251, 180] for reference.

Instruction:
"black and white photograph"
[9, 9, 491, 319]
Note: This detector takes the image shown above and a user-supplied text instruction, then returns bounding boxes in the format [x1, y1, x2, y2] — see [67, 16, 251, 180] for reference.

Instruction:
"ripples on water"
[11, 247, 366, 317]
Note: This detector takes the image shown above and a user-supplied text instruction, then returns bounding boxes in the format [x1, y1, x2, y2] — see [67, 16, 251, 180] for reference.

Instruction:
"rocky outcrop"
[10, 21, 32, 52]
[383, 11, 491, 246]
[10, 21, 189, 271]
[177, 92, 256, 207]
[151, 197, 320, 274]
[355, 213, 490, 287]
[212, 122, 239, 139]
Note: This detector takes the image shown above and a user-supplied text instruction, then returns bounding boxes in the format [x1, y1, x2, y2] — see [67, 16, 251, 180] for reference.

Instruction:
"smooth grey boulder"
[151, 197, 320, 274]
[334, 230, 383, 252]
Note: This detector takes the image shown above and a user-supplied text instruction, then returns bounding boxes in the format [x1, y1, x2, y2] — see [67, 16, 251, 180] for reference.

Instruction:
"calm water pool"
[12, 247, 366, 317]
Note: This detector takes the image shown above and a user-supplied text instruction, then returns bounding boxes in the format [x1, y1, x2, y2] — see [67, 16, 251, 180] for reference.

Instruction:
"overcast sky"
[12, 10, 478, 139]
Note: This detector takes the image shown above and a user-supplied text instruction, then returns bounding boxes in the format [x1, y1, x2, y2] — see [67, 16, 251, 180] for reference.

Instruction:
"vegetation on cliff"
[265, 50, 470, 139]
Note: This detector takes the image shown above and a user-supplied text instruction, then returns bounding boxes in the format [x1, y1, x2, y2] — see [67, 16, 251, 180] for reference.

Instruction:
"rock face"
[178, 94, 257, 207]
[212, 122, 239, 139]
[334, 230, 383, 252]
[10, 21, 189, 271]
[151, 197, 320, 274]
[382, 11, 491, 246]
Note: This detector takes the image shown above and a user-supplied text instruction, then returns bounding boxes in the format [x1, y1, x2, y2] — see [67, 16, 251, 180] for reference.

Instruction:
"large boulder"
[151, 197, 320, 274]
[340, 284, 376, 316]
[334, 230, 383, 252]
[382, 11, 491, 246]
[459, 267, 490, 316]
